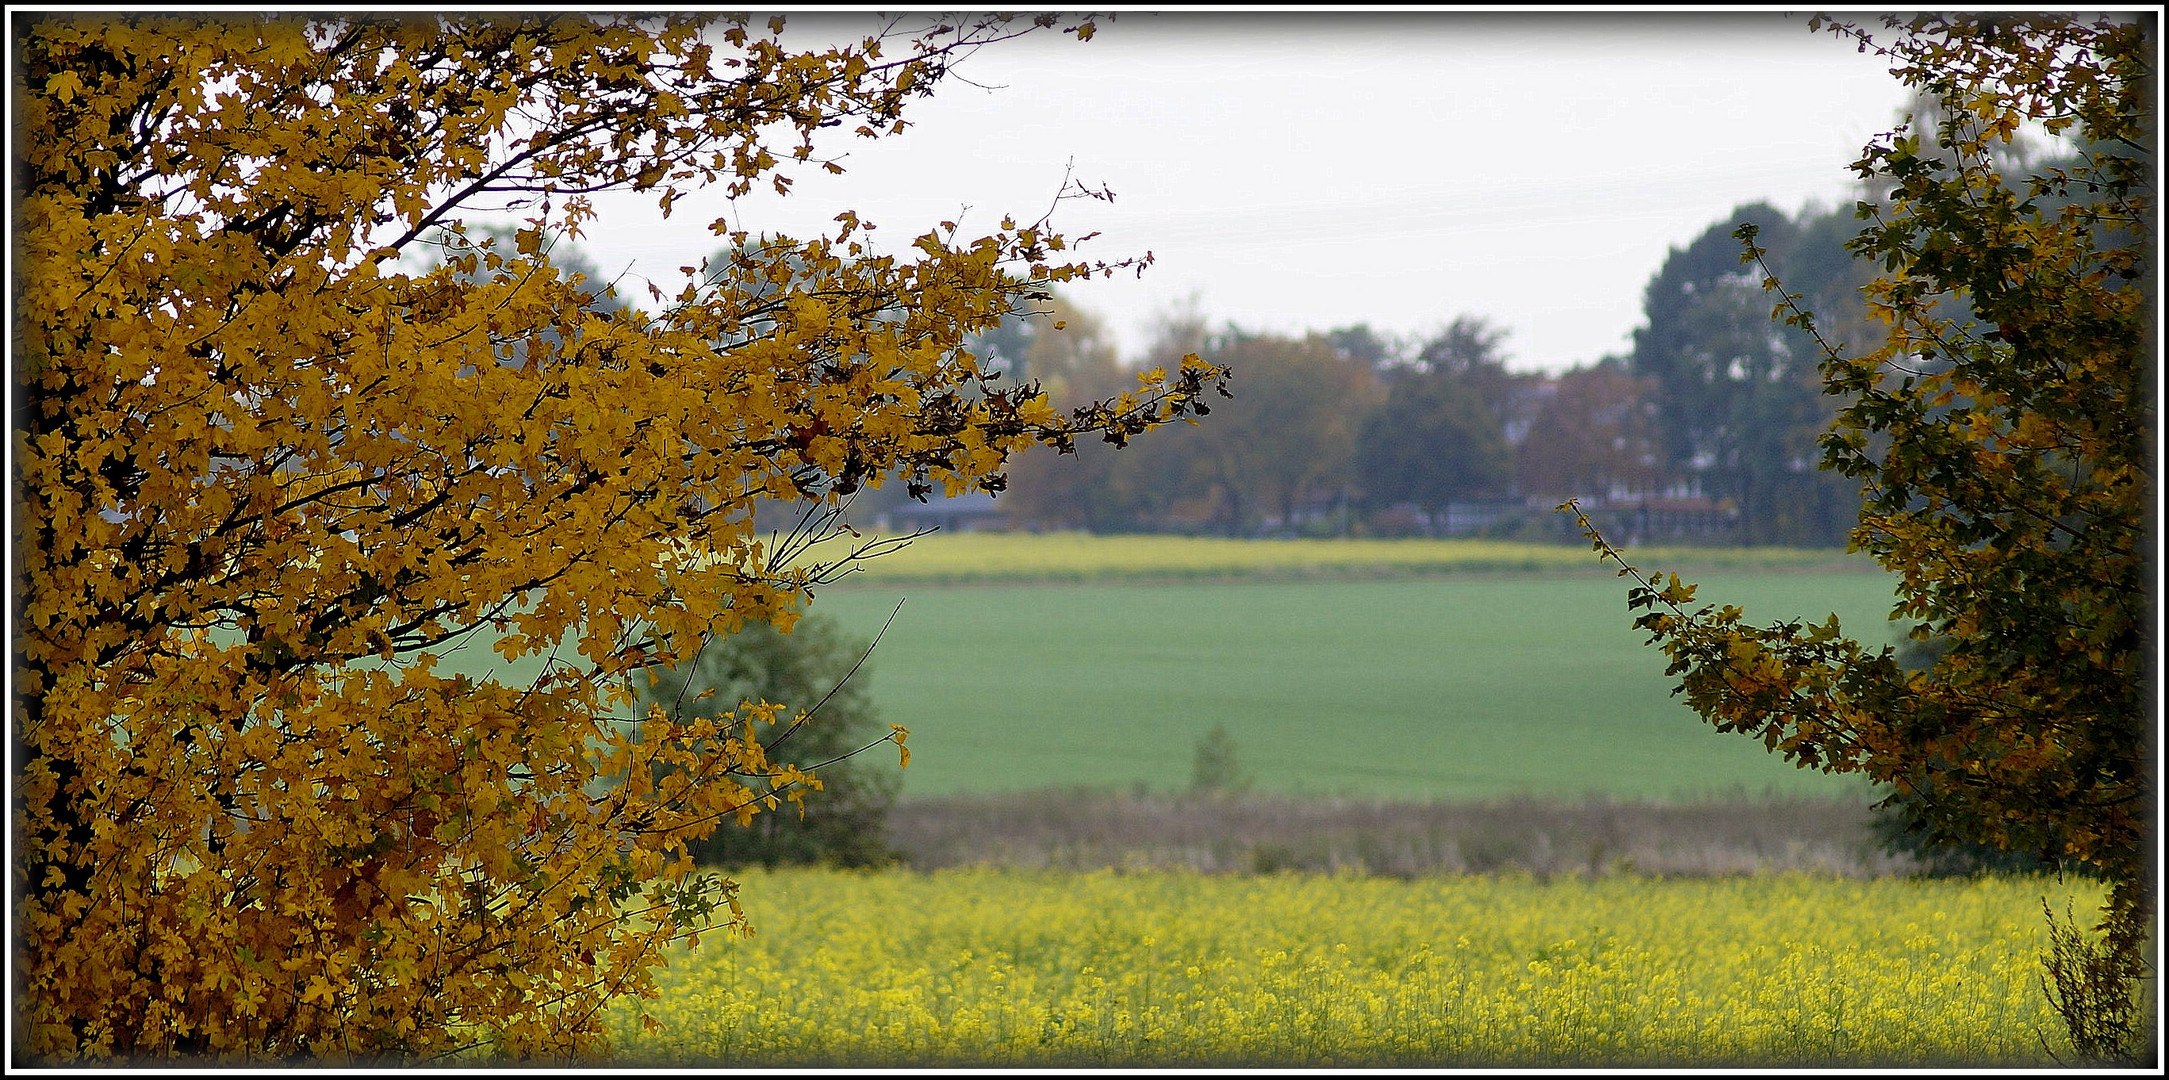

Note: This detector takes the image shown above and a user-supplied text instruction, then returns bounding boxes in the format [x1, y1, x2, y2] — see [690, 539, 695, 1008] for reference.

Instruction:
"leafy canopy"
[16, 12, 1224, 1063]
[1569, 11, 2150, 1061]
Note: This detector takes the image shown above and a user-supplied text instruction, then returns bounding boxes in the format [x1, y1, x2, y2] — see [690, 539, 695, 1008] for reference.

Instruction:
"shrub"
[2040, 897, 2151, 1065]
[638, 613, 900, 868]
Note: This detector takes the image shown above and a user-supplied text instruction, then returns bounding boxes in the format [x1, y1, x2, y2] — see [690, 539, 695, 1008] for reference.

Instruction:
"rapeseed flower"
[603, 867, 2103, 1068]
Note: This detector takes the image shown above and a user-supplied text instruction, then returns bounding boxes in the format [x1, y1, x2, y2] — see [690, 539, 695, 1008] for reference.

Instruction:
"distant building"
[1545, 485, 1740, 545]
[1435, 499, 1523, 536]
[877, 490, 1010, 533]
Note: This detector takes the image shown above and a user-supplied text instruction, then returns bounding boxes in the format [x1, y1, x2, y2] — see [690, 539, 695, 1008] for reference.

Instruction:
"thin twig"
[764, 596, 906, 755]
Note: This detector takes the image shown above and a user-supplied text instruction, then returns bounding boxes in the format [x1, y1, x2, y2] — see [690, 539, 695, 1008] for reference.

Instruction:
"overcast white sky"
[561, 9, 1922, 374]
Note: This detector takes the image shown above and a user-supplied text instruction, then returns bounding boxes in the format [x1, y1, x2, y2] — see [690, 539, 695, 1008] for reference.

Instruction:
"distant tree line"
[467, 92, 2079, 556]
[518, 196, 1881, 548]
[964, 197, 1887, 548]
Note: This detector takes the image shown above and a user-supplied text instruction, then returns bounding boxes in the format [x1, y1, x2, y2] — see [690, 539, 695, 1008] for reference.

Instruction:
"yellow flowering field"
[602, 868, 2104, 1068]
[783, 529, 1862, 584]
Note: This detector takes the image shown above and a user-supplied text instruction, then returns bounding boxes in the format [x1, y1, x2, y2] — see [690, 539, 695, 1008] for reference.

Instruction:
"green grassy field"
[425, 534, 1907, 802]
[793, 538, 1905, 802]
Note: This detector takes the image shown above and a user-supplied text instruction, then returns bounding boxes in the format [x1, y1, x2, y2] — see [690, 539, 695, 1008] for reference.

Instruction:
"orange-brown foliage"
[15, 12, 1222, 1062]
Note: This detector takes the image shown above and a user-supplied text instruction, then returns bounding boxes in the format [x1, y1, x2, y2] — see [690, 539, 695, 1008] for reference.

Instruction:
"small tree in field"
[1189, 723, 1254, 798]
[15, 12, 1227, 1063]
[1569, 13, 2151, 1063]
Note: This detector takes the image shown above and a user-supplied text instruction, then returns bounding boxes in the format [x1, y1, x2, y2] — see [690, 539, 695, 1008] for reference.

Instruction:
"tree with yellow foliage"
[15, 12, 1225, 1063]
[1570, 13, 2151, 1063]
